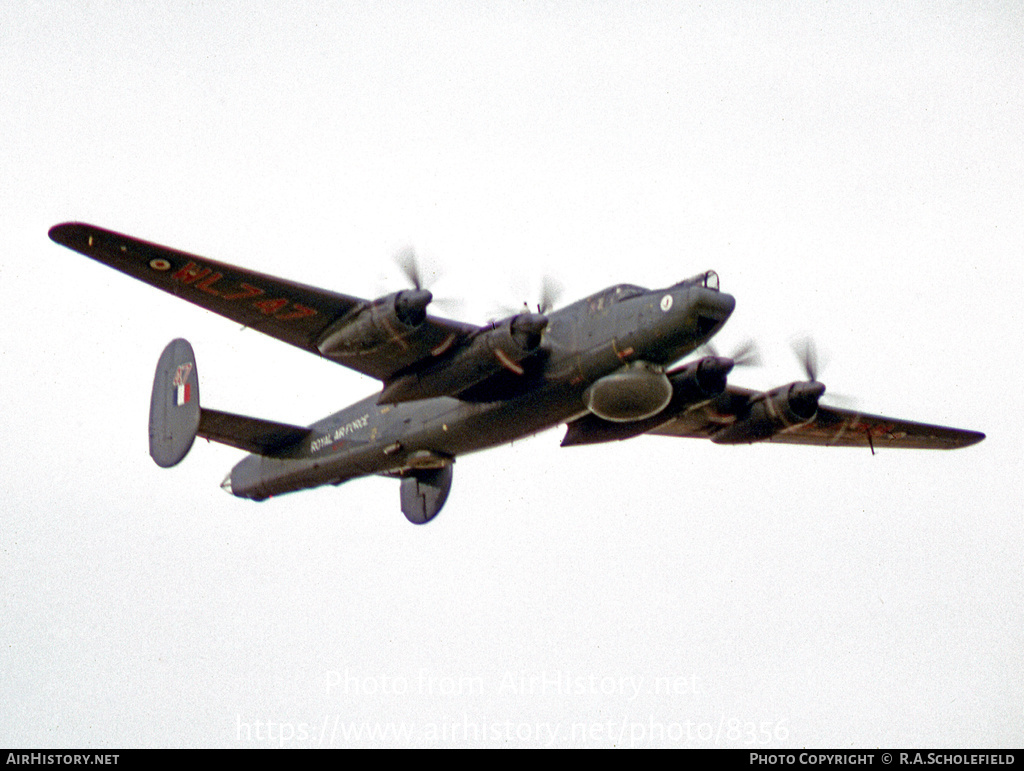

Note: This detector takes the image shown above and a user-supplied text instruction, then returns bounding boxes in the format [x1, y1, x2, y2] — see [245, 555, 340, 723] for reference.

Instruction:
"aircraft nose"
[691, 288, 735, 326]
[683, 287, 735, 341]
[220, 474, 233, 495]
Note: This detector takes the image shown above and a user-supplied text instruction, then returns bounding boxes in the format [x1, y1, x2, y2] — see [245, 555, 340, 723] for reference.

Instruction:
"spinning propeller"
[783, 336, 826, 417]
[674, 338, 762, 396]
[492, 275, 565, 319]
[391, 245, 464, 316]
[791, 336, 856, 403]
[791, 336, 856, 400]
[700, 338, 763, 369]
[535, 275, 564, 314]
[396, 247, 554, 351]
[792, 336, 826, 384]
[505, 275, 562, 347]
[394, 245, 435, 292]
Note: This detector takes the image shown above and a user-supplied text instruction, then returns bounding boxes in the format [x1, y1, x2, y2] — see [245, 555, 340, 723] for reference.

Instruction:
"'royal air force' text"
[310, 414, 370, 453]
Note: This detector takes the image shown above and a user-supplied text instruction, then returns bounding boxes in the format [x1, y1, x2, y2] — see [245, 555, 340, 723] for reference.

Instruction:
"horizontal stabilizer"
[198, 409, 311, 456]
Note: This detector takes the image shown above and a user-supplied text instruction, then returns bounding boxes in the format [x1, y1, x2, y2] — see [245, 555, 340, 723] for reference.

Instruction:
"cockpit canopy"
[578, 273, 719, 312]
[676, 270, 719, 291]
[609, 284, 647, 301]
[581, 283, 648, 308]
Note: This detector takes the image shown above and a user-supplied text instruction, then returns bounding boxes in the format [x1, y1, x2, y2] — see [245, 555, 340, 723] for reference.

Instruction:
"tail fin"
[149, 338, 201, 467]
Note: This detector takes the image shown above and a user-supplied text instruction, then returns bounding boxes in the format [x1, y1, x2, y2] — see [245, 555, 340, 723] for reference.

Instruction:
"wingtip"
[950, 429, 986, 449]
[48, 221, 89, 246]
[48, 222, 69, 242]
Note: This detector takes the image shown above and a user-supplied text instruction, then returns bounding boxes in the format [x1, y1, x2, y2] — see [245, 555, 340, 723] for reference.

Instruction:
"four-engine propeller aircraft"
[49, 223, 984, 524]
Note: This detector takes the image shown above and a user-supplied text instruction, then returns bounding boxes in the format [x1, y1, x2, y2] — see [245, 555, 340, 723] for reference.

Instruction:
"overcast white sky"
[2, 1, 1021, 748]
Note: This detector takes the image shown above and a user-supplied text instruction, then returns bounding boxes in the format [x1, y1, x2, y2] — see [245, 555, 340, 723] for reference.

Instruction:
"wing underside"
[48, 222, 478, 382]
[649, 387, 984, 450]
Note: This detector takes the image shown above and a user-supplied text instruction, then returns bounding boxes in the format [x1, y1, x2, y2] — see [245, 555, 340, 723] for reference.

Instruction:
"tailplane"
[149, 339, 312, 468]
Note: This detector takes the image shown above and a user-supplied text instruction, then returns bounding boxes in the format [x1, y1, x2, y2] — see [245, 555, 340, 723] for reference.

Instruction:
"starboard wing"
[649, 386, 984, 450]
[48, 222, 479, 382]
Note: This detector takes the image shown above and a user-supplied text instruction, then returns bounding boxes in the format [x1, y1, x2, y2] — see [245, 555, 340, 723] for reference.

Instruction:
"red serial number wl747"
[164, 260, 317, 321]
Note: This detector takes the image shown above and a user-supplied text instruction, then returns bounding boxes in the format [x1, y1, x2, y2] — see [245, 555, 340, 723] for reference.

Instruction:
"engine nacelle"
[378, 313, 548, 403]
[711, 381, 825, 444]
[666, 356, 734, 404]
[316, 289, 432, 358]
[584, 362, 673, 423]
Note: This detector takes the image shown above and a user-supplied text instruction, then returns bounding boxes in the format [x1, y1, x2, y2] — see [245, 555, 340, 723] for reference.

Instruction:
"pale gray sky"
[2, 1, 1021, 748]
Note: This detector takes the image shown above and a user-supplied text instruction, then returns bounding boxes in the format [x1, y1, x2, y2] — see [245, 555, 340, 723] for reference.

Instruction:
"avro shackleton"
[49, 223, 984, 524]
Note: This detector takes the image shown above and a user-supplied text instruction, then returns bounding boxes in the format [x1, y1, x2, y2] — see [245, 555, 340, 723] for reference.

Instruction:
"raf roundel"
[150, 258, 171, 271]
[660, 294, 673, 312]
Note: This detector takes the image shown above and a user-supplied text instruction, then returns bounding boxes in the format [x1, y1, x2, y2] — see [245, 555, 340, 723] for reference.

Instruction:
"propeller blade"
[792, 336, 827, 382]
[387, 246, 466, 316]
[537, 276, 564, 314]
[491, 275, 564, 320]
[729, 338, 762, 368]
[429, 296, 465, 315]
[393, 245, 422, 290]
[394, 245, 444, 292]
[699, 338, 762, 368]
[790, 336, 857, 407]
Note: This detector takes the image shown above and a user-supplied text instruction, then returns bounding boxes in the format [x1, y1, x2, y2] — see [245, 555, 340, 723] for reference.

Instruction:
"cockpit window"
[583, 284, 648, 312]
[612, 284, 646, 301]
[678, 271, 719, 291]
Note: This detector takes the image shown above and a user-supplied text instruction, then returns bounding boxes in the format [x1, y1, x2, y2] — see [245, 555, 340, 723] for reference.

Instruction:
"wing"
[649, 386, 985, 450]
[48, 222, 479, 382]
